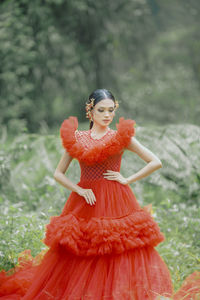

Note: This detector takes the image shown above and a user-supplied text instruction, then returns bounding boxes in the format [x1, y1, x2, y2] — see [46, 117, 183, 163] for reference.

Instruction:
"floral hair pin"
[85, 98, 95, 120]
[114, 99, 119, 110]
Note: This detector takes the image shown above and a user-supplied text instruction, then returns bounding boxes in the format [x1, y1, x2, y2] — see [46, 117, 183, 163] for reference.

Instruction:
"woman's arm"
[53, 150, 81, 193]
[54, 150, 96, 206]
[125, 136, 162, 184]
[103, 136, 162, 185]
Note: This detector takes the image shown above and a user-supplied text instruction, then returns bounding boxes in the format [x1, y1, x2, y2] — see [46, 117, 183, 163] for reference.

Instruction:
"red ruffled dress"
[0, 116, 174, 299]
[173, 271, 200, 299]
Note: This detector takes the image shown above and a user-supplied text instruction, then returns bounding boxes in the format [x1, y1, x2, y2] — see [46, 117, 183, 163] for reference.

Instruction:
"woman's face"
[91, 98, 115, 127]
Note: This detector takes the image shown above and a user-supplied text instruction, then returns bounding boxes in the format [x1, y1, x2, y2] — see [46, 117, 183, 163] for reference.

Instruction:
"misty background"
[1, 0, 200, 135]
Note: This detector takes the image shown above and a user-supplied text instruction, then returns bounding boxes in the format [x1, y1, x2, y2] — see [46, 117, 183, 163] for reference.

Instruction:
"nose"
[104, 111, 109, 117]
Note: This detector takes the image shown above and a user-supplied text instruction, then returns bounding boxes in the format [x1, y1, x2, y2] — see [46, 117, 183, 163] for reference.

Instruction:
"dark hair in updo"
[87, 89, 116, 129]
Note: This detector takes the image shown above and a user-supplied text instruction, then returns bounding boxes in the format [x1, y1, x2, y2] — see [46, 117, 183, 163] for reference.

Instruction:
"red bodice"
[75, 128, 123, 181]
[79, 154, 122, 181]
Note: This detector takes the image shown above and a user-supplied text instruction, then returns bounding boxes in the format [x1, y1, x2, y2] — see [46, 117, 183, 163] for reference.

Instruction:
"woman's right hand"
[76, 187, 96, 206]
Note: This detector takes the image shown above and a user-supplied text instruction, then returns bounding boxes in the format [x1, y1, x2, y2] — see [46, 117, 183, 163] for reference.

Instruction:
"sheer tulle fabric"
[44, 177, 166, 257]
[173, 271, 200, 299]
[1, 116, 195, 299]
[0, 245, 173, 300]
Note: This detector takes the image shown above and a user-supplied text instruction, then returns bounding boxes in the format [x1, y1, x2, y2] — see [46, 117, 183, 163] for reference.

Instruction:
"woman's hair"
[86, 89, 117, 129]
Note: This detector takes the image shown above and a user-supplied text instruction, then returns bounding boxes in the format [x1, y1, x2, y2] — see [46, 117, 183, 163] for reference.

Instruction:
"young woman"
[1, 88, 198, 299]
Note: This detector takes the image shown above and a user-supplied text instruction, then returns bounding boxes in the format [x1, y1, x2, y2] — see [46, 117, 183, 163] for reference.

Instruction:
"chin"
[101, 121, 111, 126]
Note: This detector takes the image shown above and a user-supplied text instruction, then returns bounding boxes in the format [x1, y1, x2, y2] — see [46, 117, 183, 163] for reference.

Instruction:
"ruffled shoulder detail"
[60, 116, 136, 165]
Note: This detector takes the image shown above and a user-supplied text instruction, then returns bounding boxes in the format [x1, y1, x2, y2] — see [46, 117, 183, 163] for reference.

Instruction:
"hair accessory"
[85, 98, 95, 120]
[114, 99, 119, 110]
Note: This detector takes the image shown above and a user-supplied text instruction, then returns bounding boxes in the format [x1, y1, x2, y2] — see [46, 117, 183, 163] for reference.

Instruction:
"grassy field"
[0, 121, 200, 292]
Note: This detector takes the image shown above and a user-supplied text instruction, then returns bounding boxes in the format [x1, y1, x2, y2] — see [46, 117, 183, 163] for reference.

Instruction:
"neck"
[91, 123, 108, 133]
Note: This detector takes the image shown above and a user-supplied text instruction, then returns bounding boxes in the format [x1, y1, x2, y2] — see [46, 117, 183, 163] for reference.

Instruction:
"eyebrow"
[98, 106, 114, 109]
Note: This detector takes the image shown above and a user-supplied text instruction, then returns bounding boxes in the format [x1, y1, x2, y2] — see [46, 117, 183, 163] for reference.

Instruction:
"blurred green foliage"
[0, 0, 200, 135]
[0, 122, 199, 292]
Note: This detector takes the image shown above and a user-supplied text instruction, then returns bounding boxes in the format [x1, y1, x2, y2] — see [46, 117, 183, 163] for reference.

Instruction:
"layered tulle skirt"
[0, 179, 174, 299]
[0, 245, 173, 300]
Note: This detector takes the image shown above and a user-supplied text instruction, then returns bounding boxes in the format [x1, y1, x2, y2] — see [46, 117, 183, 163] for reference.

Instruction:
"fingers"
[84, 189, 96, 206]
[103, 176, 117, 180]
[84, 193, 91, 205]
[88, 190, 96, 205]
[104, 170, 118, 174]
[103, 170, 127, 185]
[103, 170, 119, 181]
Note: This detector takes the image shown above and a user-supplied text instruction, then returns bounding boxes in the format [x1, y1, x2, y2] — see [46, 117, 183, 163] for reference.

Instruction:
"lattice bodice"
[79, 153, 123, 181]
[75, 128, 123, 181]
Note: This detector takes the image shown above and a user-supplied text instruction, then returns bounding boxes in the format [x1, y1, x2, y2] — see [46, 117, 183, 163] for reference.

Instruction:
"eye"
[98, 109, 104, 112]
[109, 108, 114, 112]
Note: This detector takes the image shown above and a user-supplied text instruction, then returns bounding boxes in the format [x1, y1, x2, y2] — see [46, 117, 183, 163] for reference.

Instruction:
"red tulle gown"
[0, 116, 178, 299]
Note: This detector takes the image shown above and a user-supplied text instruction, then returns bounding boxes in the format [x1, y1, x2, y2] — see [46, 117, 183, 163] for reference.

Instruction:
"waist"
[80, 169, 119, 181]
[78, 176, 118, 185]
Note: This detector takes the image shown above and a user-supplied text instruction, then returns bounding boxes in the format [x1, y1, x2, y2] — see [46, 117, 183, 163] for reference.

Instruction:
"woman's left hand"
[103, 170, 129, 185]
